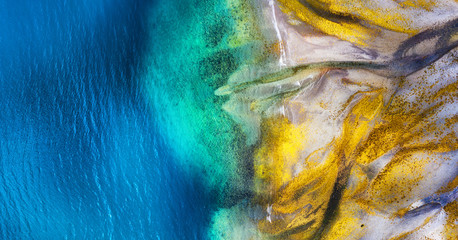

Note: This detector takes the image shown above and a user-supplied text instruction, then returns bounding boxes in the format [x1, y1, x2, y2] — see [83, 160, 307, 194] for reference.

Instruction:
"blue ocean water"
[0, 0, 215, 239]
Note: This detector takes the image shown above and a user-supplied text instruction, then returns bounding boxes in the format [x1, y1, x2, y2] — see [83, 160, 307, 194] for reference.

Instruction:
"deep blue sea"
[0, 0, 216, 239]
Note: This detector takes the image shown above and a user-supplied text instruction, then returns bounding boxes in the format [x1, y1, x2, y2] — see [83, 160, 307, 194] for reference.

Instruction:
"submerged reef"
[209, 0, 458, 239]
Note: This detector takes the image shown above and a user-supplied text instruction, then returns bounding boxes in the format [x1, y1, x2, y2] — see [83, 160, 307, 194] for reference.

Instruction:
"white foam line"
[269, 0, 286, 67]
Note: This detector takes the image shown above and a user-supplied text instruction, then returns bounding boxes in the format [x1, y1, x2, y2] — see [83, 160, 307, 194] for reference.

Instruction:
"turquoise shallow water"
[147, 0, 257, 204]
